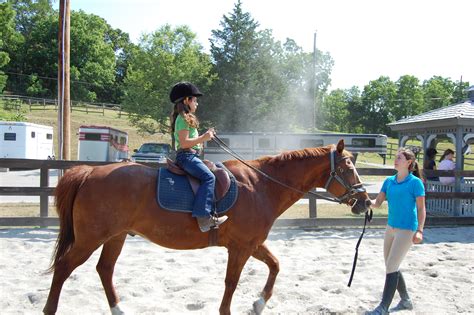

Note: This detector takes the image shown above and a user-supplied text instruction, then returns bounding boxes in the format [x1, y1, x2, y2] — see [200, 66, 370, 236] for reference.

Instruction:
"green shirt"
[174, 115, 200, 150]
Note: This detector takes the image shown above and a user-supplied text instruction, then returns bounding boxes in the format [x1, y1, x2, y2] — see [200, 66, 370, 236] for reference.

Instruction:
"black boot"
[390, 271, 413, 311]
[366, 271, 399, 315]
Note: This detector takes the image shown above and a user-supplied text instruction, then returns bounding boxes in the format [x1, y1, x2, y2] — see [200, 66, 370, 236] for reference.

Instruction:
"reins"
[212, 135, 347, 204]
[211, 133, 372, 287]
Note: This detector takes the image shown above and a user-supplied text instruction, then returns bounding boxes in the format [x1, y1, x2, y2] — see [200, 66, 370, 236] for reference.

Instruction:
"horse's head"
[324, 139, 371, 214]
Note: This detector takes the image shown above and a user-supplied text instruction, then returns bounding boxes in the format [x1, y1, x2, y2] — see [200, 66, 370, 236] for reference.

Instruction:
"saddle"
[166, 158, 231, 201]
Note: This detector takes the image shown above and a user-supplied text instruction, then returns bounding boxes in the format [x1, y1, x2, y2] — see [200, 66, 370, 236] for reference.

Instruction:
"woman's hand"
[413, 230, 423, 244]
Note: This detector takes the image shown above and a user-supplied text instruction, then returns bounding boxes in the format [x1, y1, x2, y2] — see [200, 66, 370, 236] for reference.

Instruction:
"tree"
[207, 1, 333, 132]
[122, 25, 214, 134]
[421, 76, 455, 111]
[394, 75, 424, 120]
[319, 89, 349, 132]
[0, 2, 19, 91]
[4, 0, 55, 94]
[3, 2, 130, 103]
[360, 76, 397, 135]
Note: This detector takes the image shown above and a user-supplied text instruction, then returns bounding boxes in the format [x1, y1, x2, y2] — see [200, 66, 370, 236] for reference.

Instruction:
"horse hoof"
[253, 297, 266, 314]
[110, 304, 127, 315]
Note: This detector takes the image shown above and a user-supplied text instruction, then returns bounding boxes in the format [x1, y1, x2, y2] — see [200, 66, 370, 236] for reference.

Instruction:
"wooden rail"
[1, 158, 473, 227]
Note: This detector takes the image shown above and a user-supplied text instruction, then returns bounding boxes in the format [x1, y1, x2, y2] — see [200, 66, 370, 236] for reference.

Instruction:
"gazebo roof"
[388, 99, 474, 131]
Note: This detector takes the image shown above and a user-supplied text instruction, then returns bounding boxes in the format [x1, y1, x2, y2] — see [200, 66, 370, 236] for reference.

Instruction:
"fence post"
[40, 167, 50, 221]
[309, 194, 317, 218]
[102, 103, 105, 116]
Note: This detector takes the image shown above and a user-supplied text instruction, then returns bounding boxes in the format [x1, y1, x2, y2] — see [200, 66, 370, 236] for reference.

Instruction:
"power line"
[2, 71, 104, 87]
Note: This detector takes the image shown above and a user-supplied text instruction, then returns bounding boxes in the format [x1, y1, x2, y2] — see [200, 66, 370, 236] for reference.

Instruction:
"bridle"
[212, 135, 366, 207]
[323, 149, 367, 206]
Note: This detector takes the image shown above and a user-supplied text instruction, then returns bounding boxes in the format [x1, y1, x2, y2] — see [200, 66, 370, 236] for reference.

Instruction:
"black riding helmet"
[169, 82, 203, 103]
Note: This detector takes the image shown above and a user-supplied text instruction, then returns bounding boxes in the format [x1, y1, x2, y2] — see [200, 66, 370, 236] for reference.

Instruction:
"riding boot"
[197, 215, 228, 232]
[365, 271, 399, 315]
[390, 271, 414, 311]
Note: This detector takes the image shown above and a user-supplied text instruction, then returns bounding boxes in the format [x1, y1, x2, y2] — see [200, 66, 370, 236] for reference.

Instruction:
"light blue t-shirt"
[381, 173, 425, 231]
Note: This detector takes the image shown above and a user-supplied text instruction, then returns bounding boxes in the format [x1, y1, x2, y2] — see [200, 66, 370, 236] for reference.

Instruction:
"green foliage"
[1, 0, 470, 137]
[3, 1, 131, 103]
[122, 24, 214, 134]
[206, 1, 333, 132]
[422, 76, 455, 111]
[0, 2, 19, 91]
[319, 89, 349, 132]
[394, 75, 423, 120]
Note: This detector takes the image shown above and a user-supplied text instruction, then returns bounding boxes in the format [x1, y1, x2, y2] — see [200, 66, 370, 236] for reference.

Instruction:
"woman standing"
[170, 82, 227, 232]
[366, 148, 426, 315]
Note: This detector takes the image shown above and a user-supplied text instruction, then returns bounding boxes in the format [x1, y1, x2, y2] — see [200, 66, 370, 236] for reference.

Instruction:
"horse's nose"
[365, 199, 372, 208]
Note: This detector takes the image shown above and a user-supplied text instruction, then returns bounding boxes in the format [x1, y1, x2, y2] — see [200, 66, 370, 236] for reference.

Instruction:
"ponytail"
[411, 160, 423, 181]
[169, 99, 200, 150]
[398, 147, 424, 181]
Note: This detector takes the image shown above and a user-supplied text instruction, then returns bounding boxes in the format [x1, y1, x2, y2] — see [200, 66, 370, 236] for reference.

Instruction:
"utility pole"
[58, 0, 71, 160]
[312, 31, 317, 131]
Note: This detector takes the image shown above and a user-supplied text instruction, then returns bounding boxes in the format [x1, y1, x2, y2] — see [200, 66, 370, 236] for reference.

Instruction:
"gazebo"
[387, 86, 474, 216]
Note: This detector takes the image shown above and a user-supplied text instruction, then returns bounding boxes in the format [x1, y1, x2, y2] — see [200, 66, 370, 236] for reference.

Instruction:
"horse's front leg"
[219, 246, 253, 315]
[251, 243, 280, 314]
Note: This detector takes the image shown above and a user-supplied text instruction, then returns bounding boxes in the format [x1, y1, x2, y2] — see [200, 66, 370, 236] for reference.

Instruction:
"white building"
[0, 121, 54, 159]
[77, 125, 129, 162]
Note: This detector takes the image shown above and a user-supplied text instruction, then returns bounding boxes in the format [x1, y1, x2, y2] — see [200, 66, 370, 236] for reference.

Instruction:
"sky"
[63, 0, 473, 91]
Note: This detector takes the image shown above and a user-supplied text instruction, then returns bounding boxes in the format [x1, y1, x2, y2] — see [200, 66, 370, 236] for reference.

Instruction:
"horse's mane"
[257, 146, 330, 166]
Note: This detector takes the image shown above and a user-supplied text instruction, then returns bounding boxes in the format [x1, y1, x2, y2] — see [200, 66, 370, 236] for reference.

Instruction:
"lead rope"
[347, 208, 373, 287]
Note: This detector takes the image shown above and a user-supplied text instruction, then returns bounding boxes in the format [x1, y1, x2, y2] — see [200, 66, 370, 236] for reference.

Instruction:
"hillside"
[0, 103, 168, 159]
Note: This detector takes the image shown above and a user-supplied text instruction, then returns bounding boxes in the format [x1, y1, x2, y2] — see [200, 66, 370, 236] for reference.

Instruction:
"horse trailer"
[77, 125, 129, 162]
[0, 121, 54, 159]
[203, 132, 387, 162]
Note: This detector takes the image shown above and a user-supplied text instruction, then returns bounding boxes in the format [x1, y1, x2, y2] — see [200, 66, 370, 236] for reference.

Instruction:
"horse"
[43, 139, 371, 315]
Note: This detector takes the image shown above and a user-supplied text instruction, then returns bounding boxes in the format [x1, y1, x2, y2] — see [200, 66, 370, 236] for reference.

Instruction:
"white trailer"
[78, 125, 129, 162]
[204, 132, 387, 162]
[0, 121, 54, 159]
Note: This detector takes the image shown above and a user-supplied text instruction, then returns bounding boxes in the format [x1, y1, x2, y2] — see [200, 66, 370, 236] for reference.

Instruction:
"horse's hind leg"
[96, 233, 127, 314]
[251, 244, 280, 314]
[43, 242, 101, 315]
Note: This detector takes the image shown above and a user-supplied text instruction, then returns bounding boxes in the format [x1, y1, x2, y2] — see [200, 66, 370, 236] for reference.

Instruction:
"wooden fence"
[1, 94, 123, 116]
[1, 159, 473, 228]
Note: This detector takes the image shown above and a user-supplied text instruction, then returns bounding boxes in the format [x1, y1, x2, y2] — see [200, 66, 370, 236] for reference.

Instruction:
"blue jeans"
[175, 151, 215, 218]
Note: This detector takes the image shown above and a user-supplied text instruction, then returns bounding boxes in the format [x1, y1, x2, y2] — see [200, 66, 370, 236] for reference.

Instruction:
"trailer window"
[46, 133, 53, 140]
[84, 133, 101, 141]
[258, 138, 270, 149]
[31, 131, 36, 138]
[119, 136, 127, 145]
[352, 138, 375, 147]
[207, 137, 229, 148]
[4, 133, 16, 141]
[300, 139, 324, 148]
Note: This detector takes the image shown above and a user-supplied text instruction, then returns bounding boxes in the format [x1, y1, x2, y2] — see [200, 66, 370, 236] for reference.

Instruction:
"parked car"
[131, 143, 171, 163]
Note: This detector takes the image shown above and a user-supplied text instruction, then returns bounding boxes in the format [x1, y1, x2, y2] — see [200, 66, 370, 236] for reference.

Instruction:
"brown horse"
[43, 140, 370, 315]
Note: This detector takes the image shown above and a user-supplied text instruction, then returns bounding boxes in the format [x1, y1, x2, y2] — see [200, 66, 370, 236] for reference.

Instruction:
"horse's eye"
[338, 167, 344, 173]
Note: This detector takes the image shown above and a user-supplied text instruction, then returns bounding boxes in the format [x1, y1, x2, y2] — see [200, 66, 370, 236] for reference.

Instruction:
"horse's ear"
[336, 139, 345, 153]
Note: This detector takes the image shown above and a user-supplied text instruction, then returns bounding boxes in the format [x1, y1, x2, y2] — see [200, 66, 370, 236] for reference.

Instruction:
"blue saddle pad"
[156, 164, 238, 214]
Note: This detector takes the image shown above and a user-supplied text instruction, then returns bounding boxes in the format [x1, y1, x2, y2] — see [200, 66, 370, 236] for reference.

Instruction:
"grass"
[0, 202, 388, 219]
[1, 102, 167, 159]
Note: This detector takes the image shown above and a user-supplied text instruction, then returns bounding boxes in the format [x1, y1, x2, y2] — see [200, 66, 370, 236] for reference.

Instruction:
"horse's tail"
[46, 165, 93, 273]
